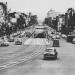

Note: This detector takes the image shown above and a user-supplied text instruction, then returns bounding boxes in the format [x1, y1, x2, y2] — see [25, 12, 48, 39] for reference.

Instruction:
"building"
[47, 9, 59, 20]
[0, 2, 7, 25]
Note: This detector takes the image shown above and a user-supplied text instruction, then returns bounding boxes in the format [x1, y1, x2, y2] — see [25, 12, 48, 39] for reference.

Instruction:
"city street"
[0, 30, 75, 75]
[1, 0, 75, 75]
[0, 26, 35, 65]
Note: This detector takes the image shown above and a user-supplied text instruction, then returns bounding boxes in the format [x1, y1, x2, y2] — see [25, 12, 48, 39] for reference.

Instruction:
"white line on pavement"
[24, 38, 33, 45]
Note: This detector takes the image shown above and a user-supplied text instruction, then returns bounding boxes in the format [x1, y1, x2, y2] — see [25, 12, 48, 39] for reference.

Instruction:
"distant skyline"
[1, 0, 75, 20]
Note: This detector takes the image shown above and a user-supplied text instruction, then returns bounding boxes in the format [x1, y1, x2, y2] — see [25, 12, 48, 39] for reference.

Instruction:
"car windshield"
[46, 49, 53, 52]
[36, 28, 43, 29]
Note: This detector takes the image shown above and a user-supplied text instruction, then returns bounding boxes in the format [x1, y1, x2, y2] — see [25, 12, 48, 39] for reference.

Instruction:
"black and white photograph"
[0, 0, 75, 75]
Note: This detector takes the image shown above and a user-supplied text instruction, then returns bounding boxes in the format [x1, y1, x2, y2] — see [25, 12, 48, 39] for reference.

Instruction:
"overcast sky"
[1, 0, 75, 20]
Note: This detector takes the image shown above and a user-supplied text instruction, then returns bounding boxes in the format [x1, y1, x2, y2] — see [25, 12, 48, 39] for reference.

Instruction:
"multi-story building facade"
[47, 9, 59, 20]
[0, 2, 7, 26]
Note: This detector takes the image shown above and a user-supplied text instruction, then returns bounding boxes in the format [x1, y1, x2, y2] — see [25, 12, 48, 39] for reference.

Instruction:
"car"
[51, 35, 56, 40]
[8, 38, 14, 42]
[15, 38, 22, 45]
[62, 34, 67, 38]
[67, 35, 73, 42]
[0, 41, 9, 47]
[72, 38, 75, 44]
[56, 35, 60, 39]
[53, 39, 60, 47]
[44, 47, 58, 60]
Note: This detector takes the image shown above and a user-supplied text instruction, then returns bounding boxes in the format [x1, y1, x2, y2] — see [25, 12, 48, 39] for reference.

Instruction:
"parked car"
[53, 39, 60, 47]
[56, 35, 60, 39]
[8, 38, 14, 42]
[62, 34, 67, 38]
[67, 35, 74, 42]
[52, 35, 56, 40]
[44, 47, 58, 60]
[15, 38, 22, 45]
[0, 41, 9, 47]
[72, 38, 75, 44]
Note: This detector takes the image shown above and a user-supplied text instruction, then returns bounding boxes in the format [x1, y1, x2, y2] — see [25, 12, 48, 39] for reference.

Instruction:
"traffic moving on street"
[0, 1, 75, 75]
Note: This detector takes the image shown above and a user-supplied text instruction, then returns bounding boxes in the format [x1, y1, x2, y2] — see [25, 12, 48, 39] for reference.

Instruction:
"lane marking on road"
[29, 38, 51, 45]
[0, 45, 45, 70]
[24, 38, 49, 45]
[31, 38, 45, 45]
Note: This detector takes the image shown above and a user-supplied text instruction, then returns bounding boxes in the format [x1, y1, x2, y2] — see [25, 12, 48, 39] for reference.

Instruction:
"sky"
[1, 0, 75, 20]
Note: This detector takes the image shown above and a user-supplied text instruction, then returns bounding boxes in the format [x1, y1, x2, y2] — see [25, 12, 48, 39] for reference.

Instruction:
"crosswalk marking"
[24, 38, 33, 45]
[24, 38, 51, 45]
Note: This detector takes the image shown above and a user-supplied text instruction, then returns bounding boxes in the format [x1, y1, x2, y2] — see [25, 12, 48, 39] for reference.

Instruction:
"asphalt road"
[0, 26, 75, 75]
[0, 37, 75, 75]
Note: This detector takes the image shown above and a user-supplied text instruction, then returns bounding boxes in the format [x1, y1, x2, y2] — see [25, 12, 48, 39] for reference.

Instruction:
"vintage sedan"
[0, 41, 9, 47]
[72, 38, 75, 44]
[53, 39, 60, 47]
[15, 38, 22, 45]
[8, 38, 14, 42]
[44, 47, 58, 60]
